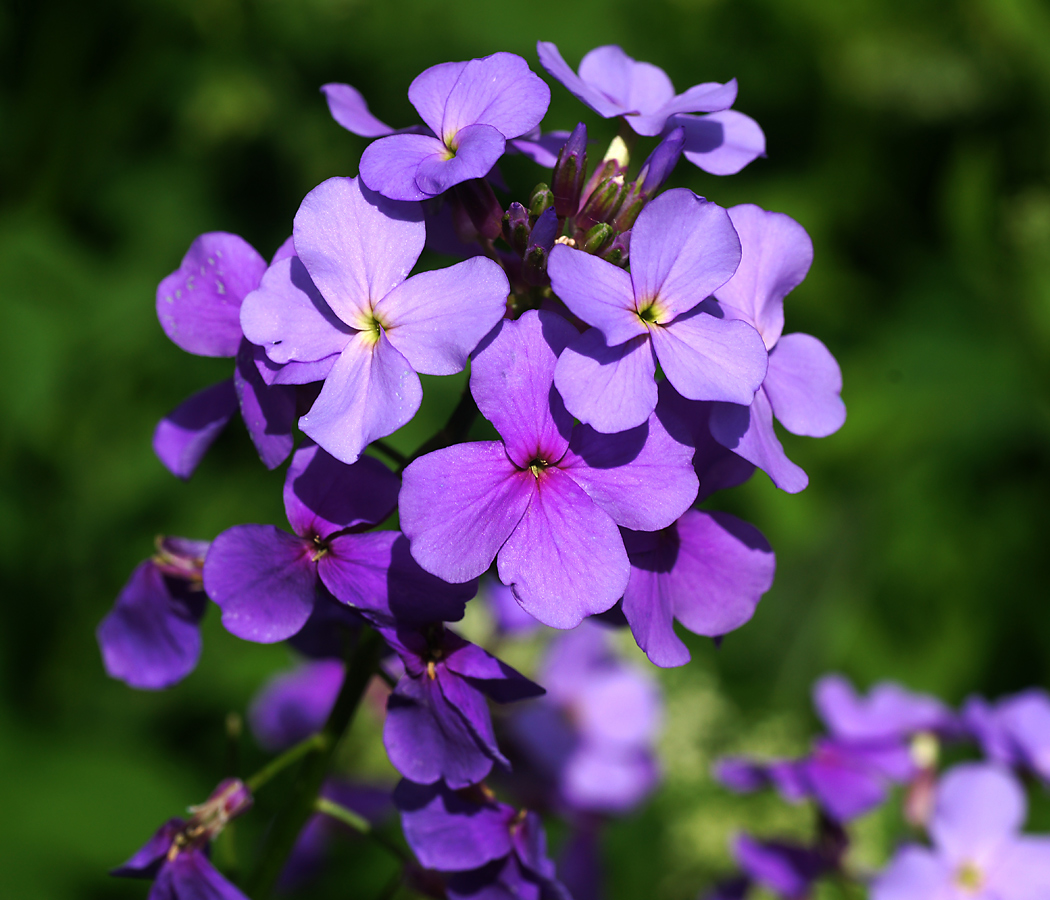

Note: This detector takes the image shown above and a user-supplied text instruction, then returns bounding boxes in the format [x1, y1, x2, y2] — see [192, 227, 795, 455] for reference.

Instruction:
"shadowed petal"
[677, 111, 766, 176]
[294, 176, 425, 323]
[547, 245, 644, 345]
[710, 388, 808, 493]
[299, 331, 423, 465]
[443, 641, 544, 703]
[621, 530, 688, 668]
[204, 525, 318, 643]
[537, 41, 627, 118]
[470, 310, 578, 467]
[284, 442, 399, 539]
[498, 468, 629, 629]
[554, 331, 656, 434]
[441, 52, 550, 142]
[153, 378, 239, 480]
[234, 341, 296, 470]
[764, 333, 845, 437]
[321, 83, 395, 137]
[401, 442, 534, 584]
[248, 659, 345, 752]
[377, 256, 509, 376]
[716, 205, 813, 347]
[156, 232, 265, 358]
[360, 133, 450, 202]
[438, 667, 507, 765]
[240, 257, 354, 365]
[415, 124, 506, 196]
[651, 308, 768, 405]
[630, 190, 741, 321]
[162, 851, 251, 900]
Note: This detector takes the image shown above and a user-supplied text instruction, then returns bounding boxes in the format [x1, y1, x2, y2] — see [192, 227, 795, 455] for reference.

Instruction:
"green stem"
[244, 627, 385, 899]
[400, 383, 480, 472]
[245, 732, 325, 793]
[371, 439, 408, 467]
[314, 797, 408, 862]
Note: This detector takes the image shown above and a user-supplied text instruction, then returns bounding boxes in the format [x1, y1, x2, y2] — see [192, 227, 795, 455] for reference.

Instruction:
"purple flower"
[506, 622, 662, 814]
[97, 537, 209, 689]
[240, 176, 509, 464]
[247, 658, 346, 752]
[709, 205, 846, 493]
[153, 232, 298, 478]
[203, 440, 472, 643]
[482, 577, 543, 637]
[964, 690, 1050, 783]
[354, 54, 549, 202]
[536, 42, 737, 136]
[394, 780, 570, 899]
[381, 624, 542, 789]
[400, 309, 699, 629]
[113, 779, 253, 900]
[669, 111, 766, 176]
[549, 188, 768, 434]
[733, 835, 829, 900]
[814, 674, 957, 743]
[872, 763, 1050, 900]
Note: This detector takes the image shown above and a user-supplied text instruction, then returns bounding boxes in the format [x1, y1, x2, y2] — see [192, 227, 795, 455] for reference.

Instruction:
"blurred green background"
[2, 0, 1050, 897]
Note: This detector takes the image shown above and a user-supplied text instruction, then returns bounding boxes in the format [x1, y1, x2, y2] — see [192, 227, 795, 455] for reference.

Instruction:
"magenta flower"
[355, 53, 550, 201]
[153, 232, 298, 477]
[873, 763, 1050, 900]
[710, 204, 846, 493]
[240, 176, 509, 464]
[549, 188, 768, 434]
[400, 309, 699, 629]
[537, 42, 737, 136]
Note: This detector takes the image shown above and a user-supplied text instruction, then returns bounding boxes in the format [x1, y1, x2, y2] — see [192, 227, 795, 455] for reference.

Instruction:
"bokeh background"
[3, 0, 1050, 897]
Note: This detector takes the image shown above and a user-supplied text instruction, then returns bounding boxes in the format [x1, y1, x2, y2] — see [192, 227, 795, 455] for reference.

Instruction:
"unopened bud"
[451, 179, 503, 241]
[551, 122, 587, 217]
[502, 202, 531, 256]
[602, 230, 631, 266]
[523, 208, 559, 286]
[575, 175, 625, 233]
[580, 222, 614, 255]
[611, 192, 645, 233]
[529, 183, 554, 218]
[152, 535, 208, 584]
[638, 127, 685, 197]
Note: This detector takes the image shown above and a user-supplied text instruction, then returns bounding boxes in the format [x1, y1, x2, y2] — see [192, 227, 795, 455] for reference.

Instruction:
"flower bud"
[602, 229, 631, 266]
[451, 179, 503, 241]
[522, 207, 559, 286]
[551, 122, 587, 217]
[529, 183, 554, 218]
[575, 174, 625, 233]
[502, 202, 531, 256]
[580, 222, 614, 255]
[638, 127, 685, 197]
[152, 535, 208, 583]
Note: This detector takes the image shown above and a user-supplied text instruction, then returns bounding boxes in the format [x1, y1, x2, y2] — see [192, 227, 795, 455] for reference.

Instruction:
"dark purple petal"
[97, 562, 206, 690]
[153, 379, 238, 480]
[394, 780, 515, 872]
[204, 525, 317, 643]
[676, 110, 766, 176]
[734, 835, 826, 900]
[440, 52, 550, 143]
[438, 666, 508, 765]
[287, 594, 364, 659]
[497, 467, 629, 629]
[764, 333, 845, 437]
[710, 388, 808, 493]
[536, 42, 626, 118]
[233, 340, 296, 470]
[160, 850, 251, 900]
[639, 127, 685, 195]
[377, 256, 509, 376]
[156, 233, 265, 358]
[293, 176, 424, 324]
[112, 818, 184, 877]
[800, 743, 891, 823]
[443, 641, 544, 703]
[299, 332, 423, 465]
[716, 205, 813, 348]
[414, 124, 506, 196]
[283, 441, 398, 539]
[240, 257, 353, 365]
[714, 758, 776, 794]
[470, 311, 578, 468]
[360, 133, 448, 202]
[547, 244, 644, 346]
[509, 128, 571, 168]
[561, 414, 698, 532]
[401, 442, 534, 584]
[321, 83, 395, 137]
[267, 356, 337, 386]
[248, 659, 345, 752]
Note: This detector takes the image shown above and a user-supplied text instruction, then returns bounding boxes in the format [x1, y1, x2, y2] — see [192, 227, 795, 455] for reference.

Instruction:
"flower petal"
[359, 133, 450, 202]
[764, 332, 845, 437]
[547, 245, 644, 345]
[152, 378, 239, 480]
[408, 60, 469, 136]
[320, 83, 395, 137]
[677, 110, 767, 177]
[376, 256, 509, 376]
[930, 763, 1026, 864]
[248, 658, 345, 751]
[156, 232, 265, 358]
[299, 331, 423, 465]
[234, 340, 296, 470]
[498, 467, 629, 629]
[871, 846, 952, 900]
[536, 41, 627, 118]
[414, 124, 506, 196]
[441, 52, 550, 142]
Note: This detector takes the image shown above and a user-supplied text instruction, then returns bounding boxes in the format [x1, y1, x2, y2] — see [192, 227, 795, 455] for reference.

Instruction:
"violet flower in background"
[814, 673, 957, 744]
[203, 440, 472, 643]
[381, 623, 543, 789]
[505, 621, 662, 814]
[357, 53, 550, 201]
[400, 309, 698, 629]
[248, 657, 346, 752]
[549, 188, 768, 434]
[482, 576, 543, 637]
[964, 689, 1050, 783]
[153, 232, 298, 478]
[872, 763, 1050, 900]
[732, 835, 830, 900]
[240, 176, 508, 464]
[97, 536, 209, 690]
[710, 204, 846, 493]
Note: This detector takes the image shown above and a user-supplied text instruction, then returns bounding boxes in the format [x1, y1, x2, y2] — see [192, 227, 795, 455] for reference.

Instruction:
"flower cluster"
[99, 40, 845, 899]
[709, 675, 1050, 898]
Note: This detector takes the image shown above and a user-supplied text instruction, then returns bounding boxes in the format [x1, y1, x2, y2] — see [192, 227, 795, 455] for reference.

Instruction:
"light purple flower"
[537, 42, 737, 136]
[153, 232, 298, 477]
[203, 441, 472, 643]
[872, 763, 1050, 900]
[964, 690, 1050, 783]
[815, 674, 957, 743]
[354, 53, 550, 201]
[97, 537, 209, 690]
[507, 621, 662, 814]
[400, 309, 699, 630]
[240, 176, 509, 464]
[482, 576, 542, 637]
[549, 188, 768, 434]
[669, 110, 767, 176]
[381, 624, 542, 789]
[709, 204, 846, 493]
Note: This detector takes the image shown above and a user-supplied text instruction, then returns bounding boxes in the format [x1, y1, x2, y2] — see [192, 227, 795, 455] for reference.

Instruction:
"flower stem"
[243, 626, 384, 899]
[245, 733, 326, 793]
[401, 382, 479, 472]
[314, 796, 407, 862]
[370, 439, 408, 467]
